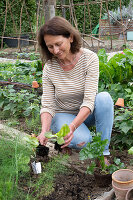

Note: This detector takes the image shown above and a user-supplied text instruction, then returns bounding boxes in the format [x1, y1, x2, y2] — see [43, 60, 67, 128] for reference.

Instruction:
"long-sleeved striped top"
[40, 48, 99, 117]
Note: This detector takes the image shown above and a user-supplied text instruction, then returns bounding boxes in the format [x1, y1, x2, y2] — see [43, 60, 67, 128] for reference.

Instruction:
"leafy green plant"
[112, 108, 133, 149]
[15, 52, 40, 61]
[23, 134, 39, 149]
[79, 132, 125, 175]
[128, 147, 133, 155]
[45, 124, 70, 145]
[0, 61, 42, 84]
[98, 48, 133, 85]
[0, 85, 40, 119]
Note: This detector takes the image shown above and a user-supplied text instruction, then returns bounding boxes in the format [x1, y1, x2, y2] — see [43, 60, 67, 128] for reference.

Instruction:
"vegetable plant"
[128, 147, 133, 155]
[0, 85, 40, 119]
[112, 108, 133, 149]
[79, 132, 125, 175]
[98, 48, 133, 85]
[45, 124, 70, 145]
[23, 134, 39, 149]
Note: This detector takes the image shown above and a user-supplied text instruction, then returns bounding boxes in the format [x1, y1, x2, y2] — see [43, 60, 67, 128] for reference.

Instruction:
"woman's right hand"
[37, 132, 48, 146]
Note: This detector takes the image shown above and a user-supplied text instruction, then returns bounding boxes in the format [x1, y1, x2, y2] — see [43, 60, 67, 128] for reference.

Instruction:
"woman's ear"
[70, 34, 73, 43]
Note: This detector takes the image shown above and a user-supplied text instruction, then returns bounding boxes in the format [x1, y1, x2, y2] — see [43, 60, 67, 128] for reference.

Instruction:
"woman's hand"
[61, 125, 74, 148]
[37, 132, 48, 146]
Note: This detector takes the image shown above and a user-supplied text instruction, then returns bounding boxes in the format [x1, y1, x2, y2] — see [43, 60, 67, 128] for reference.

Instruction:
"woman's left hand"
[61, 126, 74, 148]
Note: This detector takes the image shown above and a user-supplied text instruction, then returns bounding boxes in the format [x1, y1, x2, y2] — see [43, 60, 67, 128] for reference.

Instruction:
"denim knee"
[95, 92, 114, 111]
[68, 124, 92, 149]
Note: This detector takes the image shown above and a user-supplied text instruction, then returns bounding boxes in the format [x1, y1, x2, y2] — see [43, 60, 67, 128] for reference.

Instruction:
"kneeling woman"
[37, 16, 114, 163]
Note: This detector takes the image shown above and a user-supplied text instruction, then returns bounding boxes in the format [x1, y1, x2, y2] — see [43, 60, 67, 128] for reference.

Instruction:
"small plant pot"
[32, 81, 39, 88]
[54, 142, 62, 152]
[115, 98, 124, 107]
[112, 169, 133, 199]
[112, 181, 129, 200]
[36, 144, 49, 157]
[54, 142, 72, 155]
[3, 34, 29, 47]
[126, 187, 133, 200]
[94, 171, 112, 187]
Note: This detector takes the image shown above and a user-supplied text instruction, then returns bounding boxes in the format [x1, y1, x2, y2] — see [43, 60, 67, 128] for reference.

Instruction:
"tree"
[44, 0, 56, 22]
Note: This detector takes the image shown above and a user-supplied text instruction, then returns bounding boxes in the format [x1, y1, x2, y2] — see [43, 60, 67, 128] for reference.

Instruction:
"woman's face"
[44, 34, 73, 60]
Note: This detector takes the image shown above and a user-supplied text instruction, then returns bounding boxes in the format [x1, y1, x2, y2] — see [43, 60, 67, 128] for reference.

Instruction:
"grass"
[0, 129, 69, 200]
[0, 130, 32, 200]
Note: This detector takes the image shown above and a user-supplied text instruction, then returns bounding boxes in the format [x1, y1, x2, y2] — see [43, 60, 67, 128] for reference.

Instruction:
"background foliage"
[0, 0, 36, 38]
[56, 0, 130, 33]
[0, 0, 131, 40]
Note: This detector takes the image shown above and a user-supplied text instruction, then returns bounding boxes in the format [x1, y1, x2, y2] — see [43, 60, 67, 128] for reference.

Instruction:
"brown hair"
[38, 16, 82, 62]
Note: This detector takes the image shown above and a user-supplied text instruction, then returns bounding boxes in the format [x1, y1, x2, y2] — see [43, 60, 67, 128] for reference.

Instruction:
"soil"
[34, 146, 133, 200]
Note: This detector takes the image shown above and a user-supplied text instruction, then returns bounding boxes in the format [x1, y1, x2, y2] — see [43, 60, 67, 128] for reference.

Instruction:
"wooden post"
[61, 0, 66, 18]
[1, 0, 8, 49]
[24, 0, 36, 49]
[69, 0, 78, 29]
[83, 3, 86, 47]
[98, 0, 103, 50]
[85, 0, 94, 47]
[105, 0, 112, 49]
[8, 1, 18, 34]
[18, 1, 24, 52]
[120, 0, 126, 44]
[40, 0, 45, 24]
[44, 0, 49, 22]
[49, 0, 56, 19]
[44, 0, 56, 22]
[72, 0, 78, 28]
[36, 0, 40, 52]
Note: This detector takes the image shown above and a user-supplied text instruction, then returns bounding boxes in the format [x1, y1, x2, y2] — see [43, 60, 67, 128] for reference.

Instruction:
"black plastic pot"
[3, 35, 29, 47]
[94, 171, 112, 187]
[36, 144, 49, 157]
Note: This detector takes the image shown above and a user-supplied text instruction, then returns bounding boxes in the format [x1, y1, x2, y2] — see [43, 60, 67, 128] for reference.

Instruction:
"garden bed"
[0, 122, 133, 200]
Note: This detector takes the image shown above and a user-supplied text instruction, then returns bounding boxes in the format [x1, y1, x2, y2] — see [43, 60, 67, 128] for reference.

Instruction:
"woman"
[37, 16, 114, 162]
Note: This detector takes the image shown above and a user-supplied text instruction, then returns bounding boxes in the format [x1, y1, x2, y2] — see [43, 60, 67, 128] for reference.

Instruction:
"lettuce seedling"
[23, 134, 39, 149]
[128, 147, 133, 155]
[45, 124, 70, 145]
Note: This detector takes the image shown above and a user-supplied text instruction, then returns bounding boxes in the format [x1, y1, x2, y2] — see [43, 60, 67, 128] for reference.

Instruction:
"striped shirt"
[40, 48, 99, 117]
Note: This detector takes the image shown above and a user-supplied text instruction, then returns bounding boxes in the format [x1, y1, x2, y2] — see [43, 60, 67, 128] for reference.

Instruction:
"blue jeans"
[51, 92, 114, 155]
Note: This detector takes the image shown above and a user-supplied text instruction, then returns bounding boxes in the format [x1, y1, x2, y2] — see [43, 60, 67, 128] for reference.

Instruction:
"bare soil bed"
[33, 147, 133, 200]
